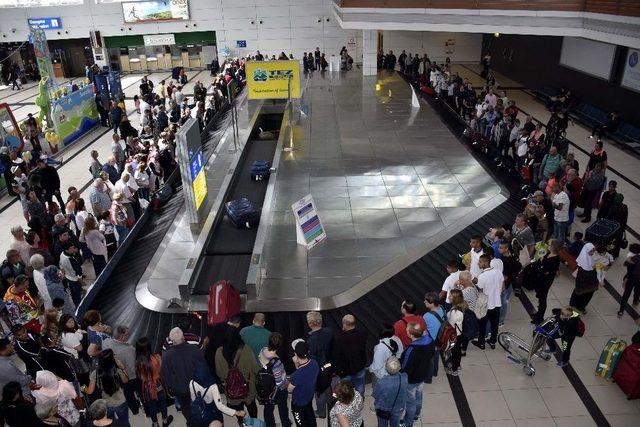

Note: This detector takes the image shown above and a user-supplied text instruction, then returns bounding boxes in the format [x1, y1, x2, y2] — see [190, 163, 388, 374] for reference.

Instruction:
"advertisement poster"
[291, 195, 327, 250]
[30, 29, 55, 90]
[189, 149, 207, 210]
[122, 0, 189, 24]
[245, 60, 301, 100]
[50, 85, 99, 147]
[621, 49, 640, 93]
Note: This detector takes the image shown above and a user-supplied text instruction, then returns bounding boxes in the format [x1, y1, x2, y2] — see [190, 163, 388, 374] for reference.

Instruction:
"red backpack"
[225, 348, 249, 400]
[427, 311, 457, 351]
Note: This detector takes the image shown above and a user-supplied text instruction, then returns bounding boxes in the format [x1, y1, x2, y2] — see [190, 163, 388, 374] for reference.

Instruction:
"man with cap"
[11, 323, 43, 378]
[31, 155, 63, 208]
[0, 337, 32, 397]
[161, 327, 206, 425]
[288, 340, 319, 427]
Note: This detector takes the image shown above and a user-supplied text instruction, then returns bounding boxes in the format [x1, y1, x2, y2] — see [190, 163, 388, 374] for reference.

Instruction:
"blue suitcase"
[250, 160, 271, 181]
[225, 198, 260, 229]
[585, 219, 620, 247]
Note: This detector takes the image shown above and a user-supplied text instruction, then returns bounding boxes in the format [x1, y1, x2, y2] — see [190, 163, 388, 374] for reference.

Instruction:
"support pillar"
[362, 29, 377, 76]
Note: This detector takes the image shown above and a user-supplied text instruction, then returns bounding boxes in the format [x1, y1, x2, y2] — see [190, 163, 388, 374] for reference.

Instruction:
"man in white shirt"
[551, 183, 570, 245]
[468, 235, 484, 279]
[115, 172, 136, 221]
[9, 225, 31, 267]
[59, 242, 83, 306]
[472, 254, 504, 350]
[439, 260, 460, 309]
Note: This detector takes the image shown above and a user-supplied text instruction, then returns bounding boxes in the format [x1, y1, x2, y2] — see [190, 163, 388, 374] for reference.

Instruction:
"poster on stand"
[291, 195, 327, 250]
[50, 84, 99, 148]
[245, 60, 300, 100]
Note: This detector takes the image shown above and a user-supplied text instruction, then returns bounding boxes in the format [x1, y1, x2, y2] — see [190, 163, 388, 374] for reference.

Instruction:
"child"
[568, 232, 585, 258]
[52, 298, 65, 320]
[593, 245, 613, 285]
[134, 94, 140, 114]
[98, 211, 117, 259]
[545, 306, 581, 367]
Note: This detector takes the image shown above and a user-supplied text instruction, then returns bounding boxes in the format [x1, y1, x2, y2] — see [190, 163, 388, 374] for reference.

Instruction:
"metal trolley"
[497, 317, 560, 376]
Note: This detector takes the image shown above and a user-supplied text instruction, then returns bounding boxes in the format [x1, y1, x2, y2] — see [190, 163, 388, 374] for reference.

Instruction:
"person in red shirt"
[393, 300, 427, 347]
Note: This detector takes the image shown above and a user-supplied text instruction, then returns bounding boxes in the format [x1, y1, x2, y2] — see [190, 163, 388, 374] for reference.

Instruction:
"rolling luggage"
[420, 86, 435, 96]
[613, 343, 640, 399]
[585, 219, 620, 247]
[151, 185, 173, 211]
[250, 160, 271, 181]
[207, 280, 241, 326]
[595, 337, 627, 380]
[225, 198, 260, 228]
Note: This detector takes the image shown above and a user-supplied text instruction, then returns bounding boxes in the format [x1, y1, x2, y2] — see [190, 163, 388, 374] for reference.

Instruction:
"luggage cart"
[497, 317, 559, 376]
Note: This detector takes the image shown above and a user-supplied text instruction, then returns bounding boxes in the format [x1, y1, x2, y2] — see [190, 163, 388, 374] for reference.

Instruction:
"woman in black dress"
[569, 243, 598, 313]
[532, 239, 561, 324]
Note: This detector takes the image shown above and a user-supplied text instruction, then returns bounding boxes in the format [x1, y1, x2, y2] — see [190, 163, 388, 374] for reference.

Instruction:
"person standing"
[472, 254, 503, 350]
[551, 183, 570, 245]
[439, 260, 461, 310]
[400, 323, 434, 427]
[393, 300, 427, 348]
[618, 243, 640, 317]
[258, 333, 291, 427]
[332, 315, 367, 398]
[110, 102, 122, 135]
[305, 311, 333, 419]
[569, 243, 598, 313]
[240, 313, 271, 360]
[314, 48, 321, 71]
[545, 307, 581, 368]
[423, 292, 446, 382]
[85, 348, 130, 425]
[288, 340, 318, 427]
[161, 327, 206, 425]
[466, 235, 485, 278]
[328, 381, 363, 427]
[103, 326, 140, 417]
[578, 162, 606, 223]
[372, 357, 407, 427]
[135, 337, 173, 427]
[369, 324, 403, 383]
[531, 240, 561, 324]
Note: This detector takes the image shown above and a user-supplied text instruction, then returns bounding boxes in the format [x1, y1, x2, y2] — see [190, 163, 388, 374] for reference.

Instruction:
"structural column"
[362, 29, 377, 76]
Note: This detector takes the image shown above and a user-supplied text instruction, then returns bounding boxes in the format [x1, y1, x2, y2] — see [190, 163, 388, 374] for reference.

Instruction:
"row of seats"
[532, 85, 640, 153]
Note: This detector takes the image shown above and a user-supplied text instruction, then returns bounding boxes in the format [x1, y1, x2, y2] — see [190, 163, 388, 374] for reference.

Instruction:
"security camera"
[250, 20, 255, 25]
[120, 28, 124, 31]
[11, 28, 16, 33]
[259, 20, 263, 24]
[326, 18, 330, 22]
[317, 18, 321, 23]
[57, 31, 61, 35]
[128, 27, 132, 30]
[193, 23, 197, 27]
[65, 31, 68, 34]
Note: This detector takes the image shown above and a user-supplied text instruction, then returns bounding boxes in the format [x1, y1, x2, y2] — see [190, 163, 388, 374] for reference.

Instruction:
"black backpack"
[255, 357, 278, 404]
[315, 361, 333, 393]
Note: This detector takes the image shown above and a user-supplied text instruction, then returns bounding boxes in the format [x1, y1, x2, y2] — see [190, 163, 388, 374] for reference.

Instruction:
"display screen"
[122, 0, 189, 24]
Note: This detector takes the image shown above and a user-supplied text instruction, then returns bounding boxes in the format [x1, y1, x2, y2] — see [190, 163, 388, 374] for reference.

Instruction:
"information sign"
[291, 195, 326, 250]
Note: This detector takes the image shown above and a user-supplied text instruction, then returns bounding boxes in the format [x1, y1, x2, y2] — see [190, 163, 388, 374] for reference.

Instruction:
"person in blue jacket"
[373, 356, 408, 427]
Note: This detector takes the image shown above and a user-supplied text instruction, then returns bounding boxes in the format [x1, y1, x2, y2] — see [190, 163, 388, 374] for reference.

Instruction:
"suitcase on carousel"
[207, 280, 241, 326]
[250, 160, 271, 181]
[225, 198, 260, 229]
[585, 219, 620, 247]
[595, 337, 627, 380]
[613, 343, 640, 399]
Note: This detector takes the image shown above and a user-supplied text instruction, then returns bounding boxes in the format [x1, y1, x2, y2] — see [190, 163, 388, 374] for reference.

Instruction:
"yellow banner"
[193, 170, 207, 210]
[245, 60, 301, 100]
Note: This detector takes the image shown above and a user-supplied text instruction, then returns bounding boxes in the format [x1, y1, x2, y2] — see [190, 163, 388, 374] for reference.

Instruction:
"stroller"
[497, 316, 559, 376]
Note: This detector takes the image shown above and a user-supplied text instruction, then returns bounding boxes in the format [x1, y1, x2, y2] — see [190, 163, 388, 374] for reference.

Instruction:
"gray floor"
[257, 71, 502, 300]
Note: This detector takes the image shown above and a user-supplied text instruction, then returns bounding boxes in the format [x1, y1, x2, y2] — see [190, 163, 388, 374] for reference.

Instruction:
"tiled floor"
[257, 70, 504, 301]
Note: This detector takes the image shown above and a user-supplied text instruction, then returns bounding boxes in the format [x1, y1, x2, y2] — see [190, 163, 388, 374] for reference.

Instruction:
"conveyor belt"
[84, 107, 234, 351]
[192, 113, 283, 294]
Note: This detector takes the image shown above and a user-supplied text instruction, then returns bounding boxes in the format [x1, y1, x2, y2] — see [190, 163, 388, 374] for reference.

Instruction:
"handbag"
[620, 232, 628, 250]
[375, 375, 402, 420]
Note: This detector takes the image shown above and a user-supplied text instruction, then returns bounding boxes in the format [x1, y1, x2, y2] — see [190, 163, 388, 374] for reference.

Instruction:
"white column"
[362, 29, 377, 76]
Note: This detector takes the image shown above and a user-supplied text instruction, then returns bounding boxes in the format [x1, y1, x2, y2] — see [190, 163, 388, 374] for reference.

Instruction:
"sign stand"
[283, 75, 295, 152]
[291, 194, 327, 250]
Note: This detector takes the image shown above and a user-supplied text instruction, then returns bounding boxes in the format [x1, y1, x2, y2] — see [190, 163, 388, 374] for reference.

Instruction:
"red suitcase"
[207, 280, 241, 326]
[420, 86, 435, 96]
[613, 343, 640, 400]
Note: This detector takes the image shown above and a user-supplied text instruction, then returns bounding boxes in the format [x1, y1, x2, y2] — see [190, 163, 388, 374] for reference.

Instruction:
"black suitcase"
[250, 160, 271, 181]
[585, 219, 620, 247]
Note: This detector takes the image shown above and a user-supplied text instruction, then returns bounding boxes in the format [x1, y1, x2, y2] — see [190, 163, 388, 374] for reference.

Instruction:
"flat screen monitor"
[122, 0, 189, 24]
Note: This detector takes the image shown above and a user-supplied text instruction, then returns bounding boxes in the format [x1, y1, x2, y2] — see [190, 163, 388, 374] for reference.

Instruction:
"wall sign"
[28, 17, 62, 30]
[122, 0, 189, 24]
[236, 40, 247, 48]
[622, 49, 640, 93]
[245, 60, 301, 100]
[292, 195, 327, 250]
[190, 149, 207, 211]
[143, 34, 175, 46]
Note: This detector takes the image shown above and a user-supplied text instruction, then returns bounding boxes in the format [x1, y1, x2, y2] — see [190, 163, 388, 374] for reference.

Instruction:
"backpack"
[315, 362, 333, 393]
[427, 311, 457, 352]
[190, 383, 215, 425]
[460, 309, 479, 341]
[255, 357, 278, 405]
[576, 317, 585, 337]
[225, 349, 249, 400]
[473, 286, 489, 319]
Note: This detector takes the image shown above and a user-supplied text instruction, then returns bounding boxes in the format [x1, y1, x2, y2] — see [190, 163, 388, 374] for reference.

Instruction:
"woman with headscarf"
[214, 328, 258, 424]
[189, 363, 243, 426]
[32, 370, 80, 426]
[44, 265, 75, 316]
[569, 243, 598, 313]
